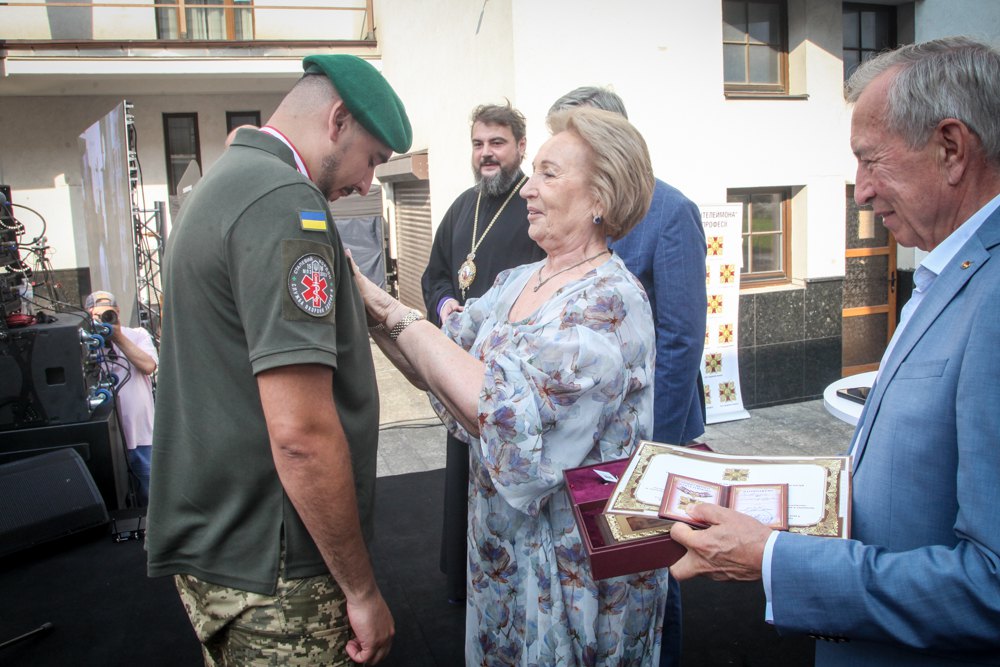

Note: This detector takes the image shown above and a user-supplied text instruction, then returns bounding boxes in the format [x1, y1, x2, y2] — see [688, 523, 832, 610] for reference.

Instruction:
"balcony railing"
[0, 1, 375, 46]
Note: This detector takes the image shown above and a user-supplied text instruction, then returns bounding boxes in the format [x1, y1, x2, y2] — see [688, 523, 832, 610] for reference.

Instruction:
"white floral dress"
[430, 254, 669, 666]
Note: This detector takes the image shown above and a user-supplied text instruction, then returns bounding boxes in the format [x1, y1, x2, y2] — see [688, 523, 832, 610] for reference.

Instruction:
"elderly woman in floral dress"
[354, 107, 670, 665]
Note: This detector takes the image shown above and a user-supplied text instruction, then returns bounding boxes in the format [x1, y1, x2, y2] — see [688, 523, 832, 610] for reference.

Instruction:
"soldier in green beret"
[147, 54, 410, 665]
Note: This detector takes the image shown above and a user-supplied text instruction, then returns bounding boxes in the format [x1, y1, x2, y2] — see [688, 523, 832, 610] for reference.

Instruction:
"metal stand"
[0, 622, 53, 651]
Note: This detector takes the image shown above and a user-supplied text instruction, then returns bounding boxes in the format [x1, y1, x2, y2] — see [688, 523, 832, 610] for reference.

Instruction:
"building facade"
[2, 0, 998, 407]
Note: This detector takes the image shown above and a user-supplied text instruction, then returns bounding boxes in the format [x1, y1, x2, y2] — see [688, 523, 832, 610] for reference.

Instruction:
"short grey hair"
[548, 86, 629, 119]
[845, 36, 1000, 166]
[547, 107, 653, 241]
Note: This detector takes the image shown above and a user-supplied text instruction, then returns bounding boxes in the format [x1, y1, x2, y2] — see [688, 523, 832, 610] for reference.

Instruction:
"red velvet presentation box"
[564, 457, 685, 580]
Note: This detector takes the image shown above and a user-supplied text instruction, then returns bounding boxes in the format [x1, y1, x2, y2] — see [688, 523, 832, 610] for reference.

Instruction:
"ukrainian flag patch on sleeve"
[299, 210, 328, 232]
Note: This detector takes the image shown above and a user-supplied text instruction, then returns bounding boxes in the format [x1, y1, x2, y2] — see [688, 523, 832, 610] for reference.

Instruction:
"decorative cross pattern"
[720, 264, 736, 284]
[708, 236, 724, 256]
[704, 353, 723, 374]
[723, 468, 749, 482]
[718, 323, 734, 344]
[708, 294, 724, 314]
[720, 381, 737, 403]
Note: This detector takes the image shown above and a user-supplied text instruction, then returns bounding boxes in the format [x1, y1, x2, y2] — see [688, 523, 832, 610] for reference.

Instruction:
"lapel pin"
[961, 260, 972, 269]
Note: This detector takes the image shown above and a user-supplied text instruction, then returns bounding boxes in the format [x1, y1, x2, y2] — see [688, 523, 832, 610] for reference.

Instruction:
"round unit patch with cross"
[287, 253, 334, 317]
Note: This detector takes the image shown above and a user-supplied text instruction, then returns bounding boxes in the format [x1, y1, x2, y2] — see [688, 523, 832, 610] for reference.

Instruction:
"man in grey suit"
[669, 36, 1000, 666]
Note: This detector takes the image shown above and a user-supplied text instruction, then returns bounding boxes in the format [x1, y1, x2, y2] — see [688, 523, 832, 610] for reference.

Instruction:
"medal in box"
[563, 458, 684, 580]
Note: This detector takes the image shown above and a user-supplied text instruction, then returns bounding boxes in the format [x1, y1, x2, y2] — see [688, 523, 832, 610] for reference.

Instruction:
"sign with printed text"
[700, 204, 750, 424]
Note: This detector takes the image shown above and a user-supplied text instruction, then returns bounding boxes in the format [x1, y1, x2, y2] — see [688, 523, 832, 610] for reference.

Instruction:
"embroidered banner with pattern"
[700, 204, 750, 424]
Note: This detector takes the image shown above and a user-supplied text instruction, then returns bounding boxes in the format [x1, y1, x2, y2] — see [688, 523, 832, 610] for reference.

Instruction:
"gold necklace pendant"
[456, 174, 528, 297]
[458, 253, 477, 290]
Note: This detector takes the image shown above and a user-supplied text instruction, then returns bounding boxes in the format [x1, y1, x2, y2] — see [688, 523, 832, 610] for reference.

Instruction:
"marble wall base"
[737, 279, 843, 409]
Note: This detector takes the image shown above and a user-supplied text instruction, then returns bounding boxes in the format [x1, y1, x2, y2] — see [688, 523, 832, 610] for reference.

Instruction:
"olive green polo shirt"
[146, 129, 380, 594]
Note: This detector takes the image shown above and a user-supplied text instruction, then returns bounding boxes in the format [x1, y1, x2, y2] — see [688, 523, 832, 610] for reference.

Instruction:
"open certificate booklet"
[604, 442, 852, 538]
[659, 474, 789, 530]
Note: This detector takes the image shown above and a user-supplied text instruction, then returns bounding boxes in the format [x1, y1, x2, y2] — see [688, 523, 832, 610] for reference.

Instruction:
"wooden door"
[842, 186, 896, 375]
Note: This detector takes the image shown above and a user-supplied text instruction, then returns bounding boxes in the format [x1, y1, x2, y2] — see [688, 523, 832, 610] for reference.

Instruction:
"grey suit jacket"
[770, 206, 1000, 666]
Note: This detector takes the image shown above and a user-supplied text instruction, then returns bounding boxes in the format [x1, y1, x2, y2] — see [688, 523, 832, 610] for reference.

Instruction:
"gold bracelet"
[388, 309, 425, 341]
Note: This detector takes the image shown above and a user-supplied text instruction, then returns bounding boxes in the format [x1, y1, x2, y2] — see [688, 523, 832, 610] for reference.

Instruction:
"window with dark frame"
[226, 111, 261, 133]
[163, 113, 201, 196]
[842, 3, 896, 80]
[722, 0, 788, 94]
[728, 187, 792, 285]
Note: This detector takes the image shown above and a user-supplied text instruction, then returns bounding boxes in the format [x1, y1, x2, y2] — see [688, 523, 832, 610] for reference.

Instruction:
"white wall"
[511, 0, 852, 281]
[0, 0, 156, 40]
[915, 0, 1000, 44]
[378, 0, 858, 284]
[92, 1, 157, 40]
[0, 93, 282, 270]
[8, 0, 1000, 280]
[376, 0, 520, 226]
[376, 0, 858, 281]
[256, 0, 368, 40]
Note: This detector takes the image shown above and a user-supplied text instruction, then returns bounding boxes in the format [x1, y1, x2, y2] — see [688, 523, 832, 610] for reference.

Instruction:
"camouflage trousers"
[174, 571, 352, 666]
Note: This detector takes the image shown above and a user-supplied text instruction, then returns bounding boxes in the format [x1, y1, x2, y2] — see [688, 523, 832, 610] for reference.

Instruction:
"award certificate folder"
[658, 474, 789, 530]
[605, 441, 851, 538]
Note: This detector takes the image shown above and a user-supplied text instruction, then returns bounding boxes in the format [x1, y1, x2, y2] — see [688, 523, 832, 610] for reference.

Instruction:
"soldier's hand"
[345, 591, 394, 664]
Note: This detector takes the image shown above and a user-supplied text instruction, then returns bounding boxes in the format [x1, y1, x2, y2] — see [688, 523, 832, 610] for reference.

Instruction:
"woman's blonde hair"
[546, 107, 654, 240]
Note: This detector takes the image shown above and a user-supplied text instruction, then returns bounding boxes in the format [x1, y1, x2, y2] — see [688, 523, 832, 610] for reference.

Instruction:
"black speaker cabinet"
[0, 402, 128, 511]
[0, 449, 109, 557]
[0, 316, 101, 430]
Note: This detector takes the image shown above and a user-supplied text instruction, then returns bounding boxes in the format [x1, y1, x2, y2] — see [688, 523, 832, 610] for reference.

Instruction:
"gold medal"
[458, 254, 477, 290]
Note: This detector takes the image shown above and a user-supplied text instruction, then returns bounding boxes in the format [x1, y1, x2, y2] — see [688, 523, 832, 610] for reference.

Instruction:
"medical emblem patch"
[288, 253, 334, 317]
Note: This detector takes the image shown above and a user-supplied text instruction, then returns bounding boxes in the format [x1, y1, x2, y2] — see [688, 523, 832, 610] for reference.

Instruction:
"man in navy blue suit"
[550, 87, 707, 667]
[670, 36, 1000, 666]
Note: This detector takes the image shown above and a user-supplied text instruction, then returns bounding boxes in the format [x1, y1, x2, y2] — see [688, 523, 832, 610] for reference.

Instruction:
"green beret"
[302, 54, 412, 154]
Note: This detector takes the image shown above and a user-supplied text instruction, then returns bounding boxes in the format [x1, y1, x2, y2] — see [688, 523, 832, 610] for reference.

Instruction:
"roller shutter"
[392, 180, 432, 313]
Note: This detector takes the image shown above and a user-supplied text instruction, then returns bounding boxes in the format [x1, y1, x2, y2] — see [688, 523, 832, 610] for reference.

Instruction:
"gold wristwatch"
[388, 309, 424, 341]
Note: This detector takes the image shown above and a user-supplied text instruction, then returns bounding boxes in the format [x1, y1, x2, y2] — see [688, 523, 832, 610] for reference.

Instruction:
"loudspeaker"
[0, 317, 101, 430]
[0, 449, 109, 557]
[0, 402, 129, 511]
